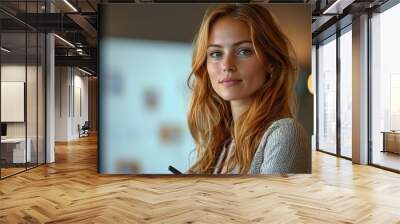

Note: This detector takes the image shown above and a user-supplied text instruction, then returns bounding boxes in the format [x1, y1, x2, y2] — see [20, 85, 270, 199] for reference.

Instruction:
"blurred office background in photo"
[99, 3, 312, 174]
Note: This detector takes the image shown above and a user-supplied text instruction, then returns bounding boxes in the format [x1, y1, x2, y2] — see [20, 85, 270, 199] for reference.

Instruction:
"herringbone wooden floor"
[1, 135, 400, 224]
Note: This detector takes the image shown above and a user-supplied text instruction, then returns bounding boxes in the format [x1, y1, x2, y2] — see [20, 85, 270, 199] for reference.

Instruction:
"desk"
[1, 138, 31, 163]
[381, 131, 400, 154]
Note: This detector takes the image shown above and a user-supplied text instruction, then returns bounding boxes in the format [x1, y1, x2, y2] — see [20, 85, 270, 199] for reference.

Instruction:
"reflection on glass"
[317, 37, 337, 154]
[371, 3, 400, 171]
[340, 29, 352, 158]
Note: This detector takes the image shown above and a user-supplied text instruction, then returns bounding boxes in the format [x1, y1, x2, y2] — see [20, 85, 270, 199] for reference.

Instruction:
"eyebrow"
[207, 40, 252, 49]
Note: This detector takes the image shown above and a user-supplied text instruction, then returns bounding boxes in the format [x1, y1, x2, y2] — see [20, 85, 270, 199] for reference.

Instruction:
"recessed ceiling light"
[54, 34, 75, 48]
[1, 47, 11, 53]
[63, 0, 78, 12]
[323, 0, 354, 15]
[77, 67, 92, 76]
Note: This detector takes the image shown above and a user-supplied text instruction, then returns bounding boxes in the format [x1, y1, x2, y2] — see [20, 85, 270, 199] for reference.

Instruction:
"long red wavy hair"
[187, 4, 298, 174]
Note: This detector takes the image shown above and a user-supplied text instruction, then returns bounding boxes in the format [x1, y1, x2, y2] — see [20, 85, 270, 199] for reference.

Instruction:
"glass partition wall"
[316, 26, 353, 159]
[0, 2, 46, 179]
[0, 30, 27, 177]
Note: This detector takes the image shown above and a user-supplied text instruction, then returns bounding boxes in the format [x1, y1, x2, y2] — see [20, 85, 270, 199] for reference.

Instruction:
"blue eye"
[238, 48, 252, 56]
[209, 51, 222, 59]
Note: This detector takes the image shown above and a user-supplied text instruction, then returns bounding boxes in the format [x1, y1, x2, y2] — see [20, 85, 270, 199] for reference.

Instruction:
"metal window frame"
[0, 0, 47, 180]
[315, 23, 353, 161]
[368, 0, 400, 173]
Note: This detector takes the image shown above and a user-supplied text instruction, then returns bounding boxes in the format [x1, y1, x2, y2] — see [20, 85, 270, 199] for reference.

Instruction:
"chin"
[219, 93, 244, 102]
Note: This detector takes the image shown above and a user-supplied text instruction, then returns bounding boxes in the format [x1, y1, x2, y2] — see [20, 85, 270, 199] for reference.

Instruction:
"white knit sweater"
[213, 118, 311, 174]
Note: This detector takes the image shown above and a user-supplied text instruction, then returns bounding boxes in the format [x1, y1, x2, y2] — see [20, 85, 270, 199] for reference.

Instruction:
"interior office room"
[0, 0, 400, 223]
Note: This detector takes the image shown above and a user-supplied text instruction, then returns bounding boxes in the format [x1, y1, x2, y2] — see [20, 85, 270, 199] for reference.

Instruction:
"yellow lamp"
[307, 74, 313, 95]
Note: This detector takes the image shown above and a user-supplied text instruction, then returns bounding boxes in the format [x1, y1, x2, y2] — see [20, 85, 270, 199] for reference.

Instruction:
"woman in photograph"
[186, 4, 310, 174]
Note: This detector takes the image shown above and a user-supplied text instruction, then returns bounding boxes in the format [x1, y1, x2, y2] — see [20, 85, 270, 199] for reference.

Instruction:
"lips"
[218, 78, 242, 83]
[218, 78, 242, 86]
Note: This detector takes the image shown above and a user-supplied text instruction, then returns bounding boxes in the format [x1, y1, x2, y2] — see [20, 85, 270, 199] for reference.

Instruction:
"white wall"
[55, 66, 69, 141]
[55, 67, 89, 141]
[1, 65, 27, 140]
[72, 72, 89, 138]
[1, 65, 41, 137]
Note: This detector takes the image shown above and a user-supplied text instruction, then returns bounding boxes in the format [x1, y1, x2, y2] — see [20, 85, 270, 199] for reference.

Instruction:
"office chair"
[79, 121, 90, 138]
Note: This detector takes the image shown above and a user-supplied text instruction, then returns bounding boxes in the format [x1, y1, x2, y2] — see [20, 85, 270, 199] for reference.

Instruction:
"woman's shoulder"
[263, 117, 307, 140]
[249, 117, 310, 174]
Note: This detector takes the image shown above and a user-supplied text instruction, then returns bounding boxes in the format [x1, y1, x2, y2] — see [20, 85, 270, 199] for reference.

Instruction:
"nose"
[222, 53, 237, 73]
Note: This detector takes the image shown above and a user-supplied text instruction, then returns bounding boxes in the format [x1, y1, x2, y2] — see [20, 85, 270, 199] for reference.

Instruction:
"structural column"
[46, 0, 55, 163]
[352, 14, 369, 164]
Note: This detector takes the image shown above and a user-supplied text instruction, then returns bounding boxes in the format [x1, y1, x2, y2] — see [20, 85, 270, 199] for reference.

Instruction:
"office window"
[371, 2, 400, 171]
[339, 28, 352, 158]
[317, 36, 337, 154]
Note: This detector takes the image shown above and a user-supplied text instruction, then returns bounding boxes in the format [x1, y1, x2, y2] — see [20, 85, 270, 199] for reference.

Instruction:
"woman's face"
[206, 17, 267, 104]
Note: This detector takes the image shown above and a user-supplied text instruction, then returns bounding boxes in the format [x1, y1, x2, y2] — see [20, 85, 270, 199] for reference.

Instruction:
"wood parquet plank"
[1, 134, 400, 223]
